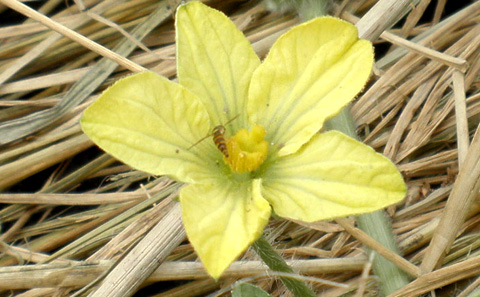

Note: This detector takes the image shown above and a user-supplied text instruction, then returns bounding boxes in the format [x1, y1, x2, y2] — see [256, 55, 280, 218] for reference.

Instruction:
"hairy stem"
[252, 236, 316, 297]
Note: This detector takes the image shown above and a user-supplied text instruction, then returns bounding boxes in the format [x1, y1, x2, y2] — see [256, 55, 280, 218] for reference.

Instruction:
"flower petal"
[248, 17, 374, 156]
[261, 131, 406, 222]
[81, 71, 218, 184]
[180, 179, 271, 279]
[176, 1, 261, 130]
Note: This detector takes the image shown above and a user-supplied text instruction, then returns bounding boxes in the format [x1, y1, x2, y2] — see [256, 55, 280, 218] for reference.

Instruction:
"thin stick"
[0, 257, 367, 290]
[85, 11, 157, 57]
[0, 0, 118, 87]
[335, 218, 421, 278]
[381, 31, 468, 72]
[0, 192, 150, 205]
[0, 0, 145, 73]
[354, 251, 375, 297]
[452, 70, 470, 168]
[390, 254, 480, 297]
[420, 123, 480, 273]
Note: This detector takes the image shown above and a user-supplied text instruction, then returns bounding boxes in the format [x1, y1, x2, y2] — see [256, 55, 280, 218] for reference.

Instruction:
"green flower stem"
[357, 211, 410, 295]
[252, 236, 316, 297]
[326, 107, 410, 296]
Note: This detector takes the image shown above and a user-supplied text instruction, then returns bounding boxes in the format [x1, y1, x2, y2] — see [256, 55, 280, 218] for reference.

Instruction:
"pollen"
[225, 125, 268, 173]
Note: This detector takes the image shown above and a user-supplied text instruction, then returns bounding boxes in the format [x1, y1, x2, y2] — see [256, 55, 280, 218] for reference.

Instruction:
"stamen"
[225, 125, 268, 173]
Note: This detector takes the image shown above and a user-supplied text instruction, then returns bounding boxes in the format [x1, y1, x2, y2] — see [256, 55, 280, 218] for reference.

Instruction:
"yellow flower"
[81, 1, 406, 279]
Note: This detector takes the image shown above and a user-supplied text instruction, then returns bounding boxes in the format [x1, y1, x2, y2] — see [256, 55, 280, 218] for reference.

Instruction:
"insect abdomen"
[212, 125, 229, 157]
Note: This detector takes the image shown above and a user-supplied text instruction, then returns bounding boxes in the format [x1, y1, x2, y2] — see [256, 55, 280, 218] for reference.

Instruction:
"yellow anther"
[225, 125, 268, 173]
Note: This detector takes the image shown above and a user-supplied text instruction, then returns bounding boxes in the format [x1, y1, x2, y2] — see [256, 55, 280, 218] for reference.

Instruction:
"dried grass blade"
[399, 0, 430, 37]
[335, 218, 420, 277]
[376, 2, 480, 70]
[0, 124, 80, 163]
[42, 153, 115, 193]
[87, 202, 184, 297]
[0, 67, 89, 95]
[0, 244, 75, 265]
[337, 0, 423, 295]
[0, 0, 173, 145]
[0, 192, 150, 205]
[0, 257, 366, 290]
[88, 190, 178, 260]
[44, 181, 176, 262]
[432, 0, 447, 24]
[0, 0, 145, 73]
[453, 70, 469, 167]
[138, 257, 367, 280]
[420, 123, 480, 273]
[380, 31, 468, 72]
[0, 0, 117, 86]
[0, 133, 92, 190]
[394, 185, 452, 220]
[355, 0, 422, 40]
[383, 76, 437, 160]
[0, 14, 85, 38]
[456, 276, 480, 297]
[0, 34, 61, 87]
[390, 254, 480, 297]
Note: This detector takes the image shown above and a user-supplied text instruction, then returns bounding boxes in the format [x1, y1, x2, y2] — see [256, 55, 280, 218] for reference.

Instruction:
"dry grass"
[0, 0, 479, 296]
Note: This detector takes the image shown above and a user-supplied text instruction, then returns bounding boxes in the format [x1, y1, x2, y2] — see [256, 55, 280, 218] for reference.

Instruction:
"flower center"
[224, 125, 268, 173]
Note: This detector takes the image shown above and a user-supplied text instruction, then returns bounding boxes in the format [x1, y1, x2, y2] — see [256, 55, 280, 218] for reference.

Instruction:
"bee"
[187, 114, 239, 157]
[212, 125, 229, 157]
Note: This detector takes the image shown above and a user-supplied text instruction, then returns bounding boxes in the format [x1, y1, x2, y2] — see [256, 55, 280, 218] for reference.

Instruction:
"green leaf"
[248, 17, 374, 156]
[81, 71, 220, 184]
[261, 131, 406, 221]
[180, 179, 271, 279]
[232, 283, 273, 297]
[176, 1, 261, 131]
